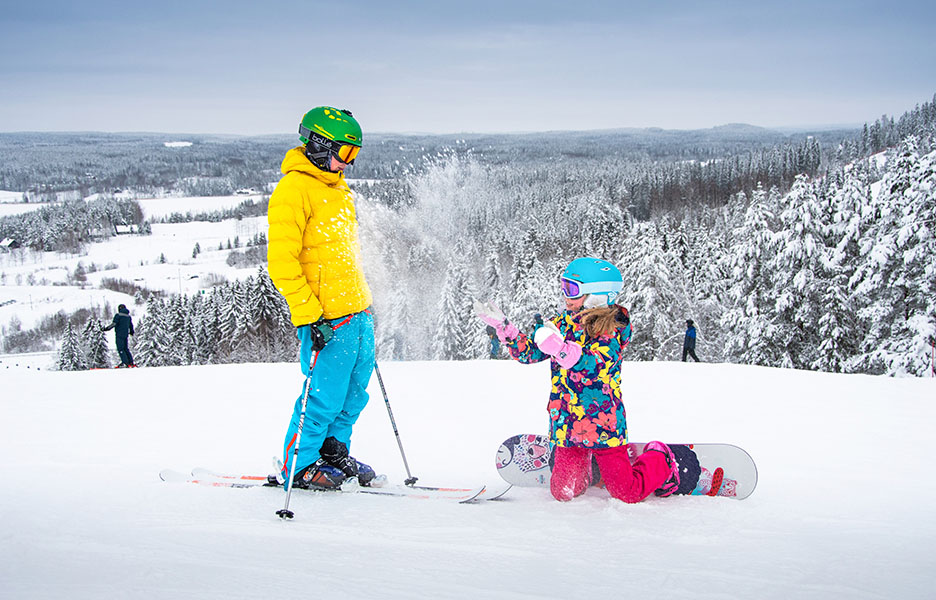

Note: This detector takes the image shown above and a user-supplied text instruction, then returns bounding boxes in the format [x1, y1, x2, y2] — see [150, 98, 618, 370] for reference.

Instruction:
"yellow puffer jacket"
[267, 147, 372, 326]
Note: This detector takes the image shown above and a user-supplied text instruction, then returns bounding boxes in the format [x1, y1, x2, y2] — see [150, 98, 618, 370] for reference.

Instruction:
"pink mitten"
[473, 299, 519, 342]
[534, 322, 582, 368]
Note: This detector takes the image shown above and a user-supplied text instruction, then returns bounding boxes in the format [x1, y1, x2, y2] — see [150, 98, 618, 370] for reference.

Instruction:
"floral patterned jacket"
[505, 306, 631, 448]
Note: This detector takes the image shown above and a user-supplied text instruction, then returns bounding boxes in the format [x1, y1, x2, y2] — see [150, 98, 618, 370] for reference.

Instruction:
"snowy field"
[0, 190, 45, 217]
[0, 285, 136, 330]
[0, 192, 262, 219]
[1, 359, 934, 599]
[135, 194, 264, 220]
[0, 216, 268, 328]
[0, 190, 25, 203]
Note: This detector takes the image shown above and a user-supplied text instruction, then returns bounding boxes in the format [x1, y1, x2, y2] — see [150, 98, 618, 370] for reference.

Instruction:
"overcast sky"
[1, 0, 934, 135]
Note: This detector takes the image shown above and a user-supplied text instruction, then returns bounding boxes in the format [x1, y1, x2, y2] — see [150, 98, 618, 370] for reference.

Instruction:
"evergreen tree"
[83, 318, 111, 369]
[434, 251, 482, 360]
[481, 249, 501, 302]
[851, 139, 931, 375]
[855, 140, 936, 375]
[216, 284, 241, 362]
[622, 224, 682, 361]
[891, 146, 936, 375]
[768, 175, 828, 369]
[249, 266, 294, 361]
[384, 287, 415, 360]
[162, 296, 190, 365]
[230, 278, 255, 361]
[57, 322, 86, 371]
[722, 185, 779, 366]
[136, 298, 167, 367]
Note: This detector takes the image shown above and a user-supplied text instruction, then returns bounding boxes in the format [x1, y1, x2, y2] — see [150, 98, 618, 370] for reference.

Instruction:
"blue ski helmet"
[560, 257, 623, 307]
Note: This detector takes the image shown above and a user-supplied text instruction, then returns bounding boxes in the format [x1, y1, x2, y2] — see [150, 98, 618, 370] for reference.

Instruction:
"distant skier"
[474, 257, 680, 503]
[683, 319, 700, 362]
[486, 325, 500, 359]
[102, 304, 135, 367]
[267, 106, 376, 491]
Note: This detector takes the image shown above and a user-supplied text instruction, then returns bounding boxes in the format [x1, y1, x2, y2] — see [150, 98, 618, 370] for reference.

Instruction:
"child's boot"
[644, 441, 681, 497]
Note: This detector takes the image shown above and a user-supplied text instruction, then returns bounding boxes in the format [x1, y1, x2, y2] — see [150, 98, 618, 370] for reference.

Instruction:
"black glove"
[307, 318, 334, 351]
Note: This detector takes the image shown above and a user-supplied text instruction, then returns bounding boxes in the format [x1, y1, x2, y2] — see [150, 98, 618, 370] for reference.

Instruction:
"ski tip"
[479, 484, 512, 501]
[458, 485, 488, 503]
[158, 469, 190, 483]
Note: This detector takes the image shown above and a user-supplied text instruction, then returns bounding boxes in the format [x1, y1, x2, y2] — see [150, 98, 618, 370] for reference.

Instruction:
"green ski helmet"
[299, 106, 363, 172]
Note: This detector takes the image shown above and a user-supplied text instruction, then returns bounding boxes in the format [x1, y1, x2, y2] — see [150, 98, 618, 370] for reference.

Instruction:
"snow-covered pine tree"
[83, 318, 110, 369]
[213, 285, 238, 362]
[768, 174, 829, 369]
[57, 322, 86, 371]
[622, 223, 682, 361]
[188, 294, 211, 365]
[377, 286, 414, 360]
[230, 277, 256, 362]
[161, 296, 190, 365]
[136, 297, 168, 367]
[685, 213, 732, 361]
[481, 249, 501, 303]
[583, 189, 627, 261]
[512, 254, 556, 329]
[722, 185, 780, 366]
[433, 249, 483, 360]
[851, 138, 934, 375]
[860, 140, 936, 375]
[249, 266, 295, 362]
[892, 146, 936, 375]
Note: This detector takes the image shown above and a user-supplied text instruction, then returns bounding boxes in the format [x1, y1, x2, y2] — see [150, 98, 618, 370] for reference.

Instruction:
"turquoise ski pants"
[281, 311, 375, 482]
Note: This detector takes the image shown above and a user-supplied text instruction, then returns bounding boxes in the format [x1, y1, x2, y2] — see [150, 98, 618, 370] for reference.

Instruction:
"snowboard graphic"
[495, 434, 757, 500]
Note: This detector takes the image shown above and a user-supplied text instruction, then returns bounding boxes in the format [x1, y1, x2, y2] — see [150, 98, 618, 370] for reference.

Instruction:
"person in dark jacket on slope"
[103, 304, 135, 367]
[682, 319, 700, 362]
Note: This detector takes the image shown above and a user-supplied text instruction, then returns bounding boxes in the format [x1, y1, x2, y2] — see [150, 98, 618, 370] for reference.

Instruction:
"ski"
[159, 468, 489, 503]
[190, 467, 511, 501]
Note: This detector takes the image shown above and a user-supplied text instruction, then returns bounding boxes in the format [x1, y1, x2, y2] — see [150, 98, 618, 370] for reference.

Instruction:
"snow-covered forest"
[5, 97, 936, 377]
[115, 128, 935, 377]
[361, 134, 935, 376]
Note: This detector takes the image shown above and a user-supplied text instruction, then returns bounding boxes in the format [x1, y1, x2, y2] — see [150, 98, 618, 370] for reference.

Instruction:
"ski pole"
[277, 349, 320, 520]
[374, 361, 418, 486]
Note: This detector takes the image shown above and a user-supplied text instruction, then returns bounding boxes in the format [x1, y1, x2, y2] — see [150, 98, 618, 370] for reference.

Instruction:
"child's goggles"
[560, 277, 622, 300]
[560, 277, 584, 299]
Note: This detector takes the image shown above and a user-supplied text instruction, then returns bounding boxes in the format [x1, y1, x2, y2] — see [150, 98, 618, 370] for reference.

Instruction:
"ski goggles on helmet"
[560, 277, 584, 299]
[560, 277, 623, 300]
[301, 129, 362, 165]
[335, 143, 360, 164]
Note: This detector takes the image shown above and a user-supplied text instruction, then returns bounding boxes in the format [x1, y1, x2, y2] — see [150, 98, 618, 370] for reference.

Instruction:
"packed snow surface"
[1, 359, 934, 599]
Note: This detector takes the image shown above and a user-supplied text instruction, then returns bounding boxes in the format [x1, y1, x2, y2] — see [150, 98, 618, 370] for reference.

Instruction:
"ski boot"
[293, 459, 347, 490]
[644, 441, 681, 497]
[319, 437, 377, 487]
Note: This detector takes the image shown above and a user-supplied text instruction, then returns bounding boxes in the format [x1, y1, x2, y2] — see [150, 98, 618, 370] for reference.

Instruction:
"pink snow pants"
[551, 445, 671, 503]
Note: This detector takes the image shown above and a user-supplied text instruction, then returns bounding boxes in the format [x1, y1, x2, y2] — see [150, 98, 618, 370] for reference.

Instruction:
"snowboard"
[495, 434, 757, 499]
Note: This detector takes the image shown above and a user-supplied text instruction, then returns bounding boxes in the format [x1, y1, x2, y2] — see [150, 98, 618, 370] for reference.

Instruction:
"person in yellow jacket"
[267, 106, 377, 490]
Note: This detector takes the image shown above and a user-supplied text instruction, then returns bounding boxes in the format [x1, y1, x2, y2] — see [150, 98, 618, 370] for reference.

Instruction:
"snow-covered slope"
[1, 359, 933, 598]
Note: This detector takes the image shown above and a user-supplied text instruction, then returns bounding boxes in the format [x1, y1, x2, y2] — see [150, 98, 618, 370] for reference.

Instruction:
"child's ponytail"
[580, 305, 629, 339]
